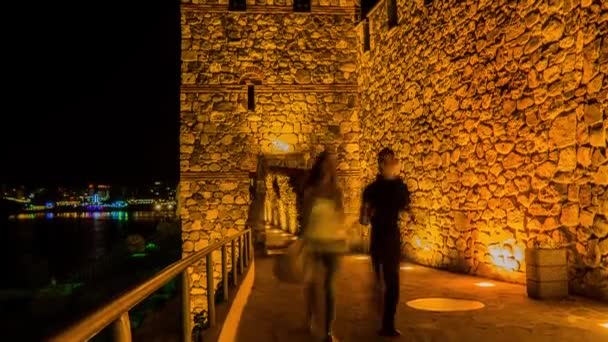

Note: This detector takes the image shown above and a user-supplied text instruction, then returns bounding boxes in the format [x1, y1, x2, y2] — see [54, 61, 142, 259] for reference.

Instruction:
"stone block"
[526, 264, 568, 282]
[526, 279, 569, 299]
[549, 113, 577, 148]
[525, 248, 567, 267]
[525, 247, 569, 298]
[589, 127, 606, 147]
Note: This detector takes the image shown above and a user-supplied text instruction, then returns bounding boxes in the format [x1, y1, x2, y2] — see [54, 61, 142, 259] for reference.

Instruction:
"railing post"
[206, 254, 216, 327]
[244, 233, 249, 268]
[221, 245, 229, 302]
[231, 239, 238, 286]
[238, 236, 244, 274]
[248, 230, 253, 262]
[182, 271, 192, 342]
[112, 312, 132, 342]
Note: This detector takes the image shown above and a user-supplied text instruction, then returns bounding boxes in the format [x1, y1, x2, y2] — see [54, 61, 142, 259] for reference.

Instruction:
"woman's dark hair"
[306, 151, 337, 189]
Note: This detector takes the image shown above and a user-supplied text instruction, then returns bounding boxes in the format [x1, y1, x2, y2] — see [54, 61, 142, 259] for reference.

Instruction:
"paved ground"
[235, 254, 608, 342]
[264, 227, 299, 255]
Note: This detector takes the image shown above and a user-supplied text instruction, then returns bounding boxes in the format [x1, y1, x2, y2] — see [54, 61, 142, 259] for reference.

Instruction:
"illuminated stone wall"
[179, 1, 362, 321]
[275, 174, 298, 233]
[357, 0, 607, 300]
[179, 176, 250, 320]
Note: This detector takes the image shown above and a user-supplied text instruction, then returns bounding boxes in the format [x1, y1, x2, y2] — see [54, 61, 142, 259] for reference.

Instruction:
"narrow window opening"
[387, 0, 398, 29]
[363, 20, 370, 52]
[360, 0, 376, 20]
[294, 0, 311, 12]
[248, 85, 255, 111]
[229, 0, 246, 11]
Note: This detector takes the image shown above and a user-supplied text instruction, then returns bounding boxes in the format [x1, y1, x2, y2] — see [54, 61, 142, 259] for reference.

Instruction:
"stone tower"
[180, 0, 362, 320]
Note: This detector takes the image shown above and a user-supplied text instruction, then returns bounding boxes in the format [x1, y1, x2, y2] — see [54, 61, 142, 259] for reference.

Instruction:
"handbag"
[273, 239, 307, 283]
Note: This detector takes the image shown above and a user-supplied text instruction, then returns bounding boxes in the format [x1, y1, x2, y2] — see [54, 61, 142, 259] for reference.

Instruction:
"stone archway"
[246, 153, 308, 250]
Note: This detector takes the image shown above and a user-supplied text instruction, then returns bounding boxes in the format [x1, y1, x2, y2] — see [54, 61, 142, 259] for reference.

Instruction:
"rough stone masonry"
[180, 0, 608, 324]
[180, 0, 362, 322]
[358, 0, 607, 301]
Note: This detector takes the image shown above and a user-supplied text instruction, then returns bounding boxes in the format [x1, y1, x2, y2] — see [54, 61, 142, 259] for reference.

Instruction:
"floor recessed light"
[406, 298, 485, 312]
[475, 282, 495, 287]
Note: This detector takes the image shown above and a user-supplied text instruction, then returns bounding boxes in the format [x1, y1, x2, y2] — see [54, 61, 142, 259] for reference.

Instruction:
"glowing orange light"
[400, 266, 414, 270]
[488, 243, 520, 272]
[600, 322, 608, 329]
[353, 255, 369, 260]
[475, 282, 496, 288]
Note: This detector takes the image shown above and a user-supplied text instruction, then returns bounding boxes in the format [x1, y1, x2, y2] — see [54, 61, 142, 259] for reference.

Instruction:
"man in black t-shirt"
[360, 148, 409, 337]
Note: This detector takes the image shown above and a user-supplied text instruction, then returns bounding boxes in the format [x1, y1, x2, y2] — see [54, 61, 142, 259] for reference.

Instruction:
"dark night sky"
[1, 1, 180, 186]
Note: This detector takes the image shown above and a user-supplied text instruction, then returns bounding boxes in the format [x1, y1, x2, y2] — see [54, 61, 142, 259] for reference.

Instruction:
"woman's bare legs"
[322, 254, 338, 340]
[304, 255, 318, 333]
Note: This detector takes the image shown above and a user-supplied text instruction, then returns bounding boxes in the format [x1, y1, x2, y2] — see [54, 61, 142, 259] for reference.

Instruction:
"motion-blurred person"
[360, 148, 410, 337]
[300, 151, 347, 342]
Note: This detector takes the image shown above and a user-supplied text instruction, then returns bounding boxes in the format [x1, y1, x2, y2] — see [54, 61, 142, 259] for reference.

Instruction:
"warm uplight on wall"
[475, 282, 496, 288]
[413, 235, 432, 252]
[488, 239, 523, 272]
[271, 139, 290, 152]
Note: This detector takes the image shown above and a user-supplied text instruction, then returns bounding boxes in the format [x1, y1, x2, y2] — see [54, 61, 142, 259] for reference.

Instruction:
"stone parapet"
[182, 0, 356, 8]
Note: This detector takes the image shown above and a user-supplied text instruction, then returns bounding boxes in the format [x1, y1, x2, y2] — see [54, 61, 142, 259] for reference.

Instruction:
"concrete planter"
[525, 248, 568, 299]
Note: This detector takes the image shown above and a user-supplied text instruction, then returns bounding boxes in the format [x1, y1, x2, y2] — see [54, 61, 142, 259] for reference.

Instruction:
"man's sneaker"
[379, 328, 401, 337]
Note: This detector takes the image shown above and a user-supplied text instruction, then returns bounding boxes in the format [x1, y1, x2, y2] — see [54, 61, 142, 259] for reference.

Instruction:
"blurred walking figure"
[360, 148, 410, 337]
[300, 151, 347, 342]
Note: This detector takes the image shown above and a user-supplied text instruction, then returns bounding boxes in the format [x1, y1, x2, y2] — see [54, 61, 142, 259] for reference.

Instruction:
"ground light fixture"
[474, 282, 496, 287]
[406, 298, 485, 312]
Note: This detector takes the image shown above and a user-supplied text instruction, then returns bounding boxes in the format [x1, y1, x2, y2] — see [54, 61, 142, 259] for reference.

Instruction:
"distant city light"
[5, 183, 176, 215]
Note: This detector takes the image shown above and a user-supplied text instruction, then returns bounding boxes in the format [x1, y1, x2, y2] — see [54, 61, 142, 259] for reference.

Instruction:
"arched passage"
[247, 153, 308, 253]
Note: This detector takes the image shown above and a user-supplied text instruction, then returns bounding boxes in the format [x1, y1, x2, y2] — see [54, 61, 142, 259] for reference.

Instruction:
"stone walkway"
[264, 227, 298, 255]
[235, 255, 608, 342]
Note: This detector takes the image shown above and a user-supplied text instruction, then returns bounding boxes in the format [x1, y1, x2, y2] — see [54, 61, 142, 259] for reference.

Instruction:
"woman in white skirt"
[300, 151, 347, 342]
